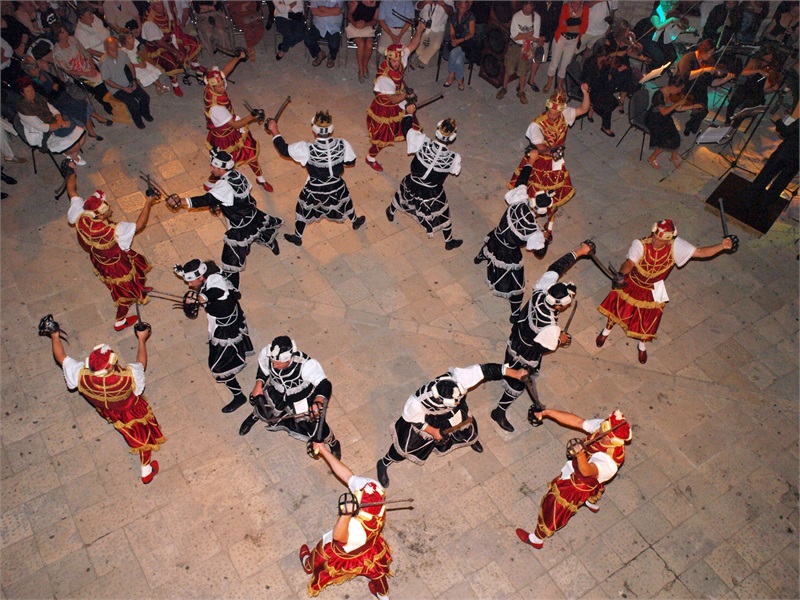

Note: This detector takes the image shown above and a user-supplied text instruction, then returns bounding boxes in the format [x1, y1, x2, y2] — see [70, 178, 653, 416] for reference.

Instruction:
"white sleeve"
[300, 358, 327, 388]
[374, 75, 397, 94]
[406, 129, 428, 154]
[449, 364, 485, 390]
[672, 237, 697, 268]
[67, 196, 85, 224]
[342, 139, 357, 163]
[626, 239, 644, 263]
[533, 13, 541, 38]
[209, 178, 235, 206]
[287, 141, 310, 166]
[533, 325, 561, 351]
[129, 362, 146, 395]
[525, 230, 546, 251]
[583, 418, 604, 434]
[589, 451, 618, 483]
[141, 21, 163, 41]
[525, 121, 544, 145]
[19, 113, 50, 133]
[509, 12, 522, 39]
[449, 152, 462, 176]
[401, 47, 410, 68]
[533, 269, 559, 292]
[62, 356, 83, 390]
[401, 395, 426, 424]
[348, 475, 379, 493]
[342, 518, 368, 552]
[563, 107, 577, 127]
[209, 104, 233, 127]
[115, 221, 136, 251]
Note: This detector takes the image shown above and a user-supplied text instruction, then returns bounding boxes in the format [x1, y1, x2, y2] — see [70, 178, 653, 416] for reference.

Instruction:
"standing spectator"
[275, 0, 306, 61]
[443, 0, 475, 91]
[346, 0, 379, 82]
[73, 4, 111, 59]
[103, 0, 142, 37]
[305, 0, 345, 68]
[413, 0, 454, 69]
[543, 0, 587, 93]
[228, 1, 266, 62]
[496, 2, 541, 105]
[192, 1, 230, 56]
[528, 1, 563, 92]
[580, 0, 616, 56]
[377, 0, 415, 54]
[118, 31, 171, 96]
[99, 37, 153, 130]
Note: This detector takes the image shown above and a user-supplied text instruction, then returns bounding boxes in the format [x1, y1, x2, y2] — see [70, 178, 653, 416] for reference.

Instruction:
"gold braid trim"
[610, 287, 665, 310]
[632, 238, 675, 281]
[78, 366, 135, 407]
[533, 112, 568, 146]
[597, 305, 660, 340]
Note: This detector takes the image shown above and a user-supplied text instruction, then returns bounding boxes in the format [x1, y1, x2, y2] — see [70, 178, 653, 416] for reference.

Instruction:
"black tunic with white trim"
[200, 273, 253, 380]
[273, 135, 358, 224]
[389, 363, 504, 464]
[252, 350, 334, 443]
[392, 115, 461, 236]
[188, 169, 282, 274]
[483, 184, 546, 299]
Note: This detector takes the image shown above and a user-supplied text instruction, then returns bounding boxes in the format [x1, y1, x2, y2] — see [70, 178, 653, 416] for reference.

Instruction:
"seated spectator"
[103, 0, 143, 37]
[305, 1, 345, 68]
[192, 1, 230, 56]
[228, 2, 265, 61]
[52, 22, 114, 115]
[345, 0, 377, 82]
[99, 37, 153, 130]
[14, 1, 46, 38]
[118, 31, 171, 96]
[377, 0, 414, 54]
[413, 0, 454, 70]
[21, 55, 108, 140]
[581, 46, 617, 136]
[74, 4, 111, 59]
[443, 0, 475, 91]
[1, 13, 31, 63]
[275, 0, 306, 61]
[16, 76, 87, 164]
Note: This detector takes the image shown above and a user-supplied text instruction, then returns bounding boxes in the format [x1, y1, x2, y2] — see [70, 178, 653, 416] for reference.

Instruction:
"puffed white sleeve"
[300, 358, 327, 387]
[589, 451, 618, 483]
[287, 141, 311, 166]
[533, 269, 559, 292]
[672, 237, 697, 267]
[562, 107, 577, 127]
[449, 152, 462, 176]
[374, 75, 397, 94]
[62, 356, 83, 390]
[405, 129, 428, 154]
[449, 364, 485, 390]
[343, 139, 357, 163]
[525, 230, 546, 251]
[626, 239, 644, 263]
[401, 395, 427, 424]
[67, 196, 85, 224]
[209, 104, 233, 127]
[129, 362, 146, 395]
[209, 178, 235, 206]
[115, 221, 136, 251]
[533, 325, 561, 351]
[525, 121, 545, 145]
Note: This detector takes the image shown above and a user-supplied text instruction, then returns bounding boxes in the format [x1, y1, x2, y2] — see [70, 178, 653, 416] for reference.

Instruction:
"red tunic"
[77, 366, 166, 457]
[366, 61, 409, 149]
[307, 511, 393, 597]
[508, 112, 575, 206]
[142, 6, 201, 75]
[203, 86, 262, 177]
[598, 238, 675, 341]
[75, 214, 150, 308]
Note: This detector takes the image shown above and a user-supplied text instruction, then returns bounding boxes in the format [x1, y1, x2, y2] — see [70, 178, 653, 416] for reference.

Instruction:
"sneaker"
[312, 51, 326, 67]
[352, 215, 366, 230]
[284, 233, 303, 246]
[496, 87, 507, 100]
[376, 459, 390, 488]
[518, 89, 528, 104]
[142, 461, 159, 484]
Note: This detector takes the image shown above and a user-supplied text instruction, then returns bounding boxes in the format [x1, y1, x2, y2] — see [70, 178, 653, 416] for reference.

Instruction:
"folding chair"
[615, 87, 651, 160]
[564, 59, 587, 130]
[12, 114, 63, 176]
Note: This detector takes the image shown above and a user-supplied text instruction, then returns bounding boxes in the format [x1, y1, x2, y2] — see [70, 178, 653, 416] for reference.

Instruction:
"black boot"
[1, 169, 17, 185]
[376, 459, 390, 488]
[222, 393, 248, 413]
[471, 440, 484, 453]
[473, 248, 487, 264]
[491, 407, 515, 432]
[445, 239, 463, 251]
[385, 205, 395, 222]
[269, 240, 280, 256]
[239, 413, 259, 435]
[284, 233, 303, 246]
[352, 215, 366, 230]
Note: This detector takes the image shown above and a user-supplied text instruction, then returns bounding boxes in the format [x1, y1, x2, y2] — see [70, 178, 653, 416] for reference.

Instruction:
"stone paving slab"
[1, 12, 798, 600]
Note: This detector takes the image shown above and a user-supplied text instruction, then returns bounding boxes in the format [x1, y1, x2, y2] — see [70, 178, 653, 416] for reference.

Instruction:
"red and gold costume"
[203, 74, 263, 180]
[304, 477, 393, 597]
[69, 191, 150, 325]
[508, 91, 576, 207]
[141, 2, 201, 76]
[63, 345, 165, 472]
[534, 411, 631, 541]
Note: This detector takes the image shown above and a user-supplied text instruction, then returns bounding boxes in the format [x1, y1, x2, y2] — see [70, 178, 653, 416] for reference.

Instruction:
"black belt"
[562, 32, 579, 40]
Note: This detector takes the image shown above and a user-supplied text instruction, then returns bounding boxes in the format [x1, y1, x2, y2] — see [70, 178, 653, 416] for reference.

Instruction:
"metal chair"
[305, 11, 348, 67]
[564, 58, 587, 130]
[12, 114, 63, 176]
[435, 40, 479, 86]
[615, 87, 651, 160]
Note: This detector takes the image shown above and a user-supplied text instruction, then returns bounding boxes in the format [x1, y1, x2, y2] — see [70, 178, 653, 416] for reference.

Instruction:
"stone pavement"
[1, 34, 798, 600]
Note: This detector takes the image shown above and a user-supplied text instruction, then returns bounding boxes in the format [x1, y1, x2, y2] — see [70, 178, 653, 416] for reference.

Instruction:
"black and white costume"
[273, 115, 364, 246]
[475, 164, 554, 320]
[186, 161, 282, 289]
[376, 363, 507, 487]
[491, 251, 579, 432]
[239, 338, 341, 457]
[387, 115, 462, 249]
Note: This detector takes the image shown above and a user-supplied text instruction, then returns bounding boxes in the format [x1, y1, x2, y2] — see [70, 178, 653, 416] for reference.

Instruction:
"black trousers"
[113, 85, 151, 126]
[749, 147, 799, 204]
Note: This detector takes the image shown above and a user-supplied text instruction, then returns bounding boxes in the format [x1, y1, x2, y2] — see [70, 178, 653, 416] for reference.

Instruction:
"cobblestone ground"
[1, 34, 797, 600]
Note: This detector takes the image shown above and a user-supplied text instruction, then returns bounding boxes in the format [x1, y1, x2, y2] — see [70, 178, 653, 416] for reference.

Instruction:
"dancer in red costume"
[596, 219, 734, 364]
[203, 52, 273, 192]
[365, 21, 426, 172]
[65, 163, 158, 331]
[516, 409, 631, 549]
[300, 442, 392, 599]
[46, 323, 165, 484]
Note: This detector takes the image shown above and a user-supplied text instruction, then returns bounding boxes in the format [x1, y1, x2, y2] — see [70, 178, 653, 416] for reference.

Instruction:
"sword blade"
[273, 96, 292, 122]
[562, 298, 578, 334]
[718, 198, 730, 237]
[589, 252, 617, 281]
[414, 93, 444, 110]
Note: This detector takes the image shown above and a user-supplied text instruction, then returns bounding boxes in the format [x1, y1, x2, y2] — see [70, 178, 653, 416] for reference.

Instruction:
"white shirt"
[401, 364, 483, 424]
[209, 104, 234, 127]
[74, 16, 110, 54]
[142, 20, 168, 43]
[274, 0, 305, 19]
[374, 47, 410, 93]
[509, 10, 540, 45]
[627, 237, 696, 302]
[419, 1, 454, 33]
[585, 0, 617, 37]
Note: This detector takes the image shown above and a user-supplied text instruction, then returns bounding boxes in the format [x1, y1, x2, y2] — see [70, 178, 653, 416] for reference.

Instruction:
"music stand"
[639, 62, 672, 85]
[717, 104, 768, 178]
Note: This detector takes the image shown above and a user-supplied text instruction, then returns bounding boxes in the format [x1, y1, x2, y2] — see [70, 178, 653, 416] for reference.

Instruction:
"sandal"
[670, 156, 682, 168]
[458, 80, 464, 91]
[443, 76, 455, 88]
[618, 98, 625, 113]
[647, 157, 660, 170]
[156, 86, 170, 96]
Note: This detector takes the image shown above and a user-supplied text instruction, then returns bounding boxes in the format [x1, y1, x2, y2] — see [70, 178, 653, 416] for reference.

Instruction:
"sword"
[215, 45, 246, 59]
[265, 96, 291, 127]
[718, 199, 740, 253]
[139, 172, 168, 201]
[307, 395, 330, 459]
[414, 93, 444, 110]
[562, 298, 577, 334]
[523, 372, 546, 427]
[441, 416, 474, 436]
[391, 9, 425, 28]
[566, 419, 629, 458]
[242, 100, 265, 123]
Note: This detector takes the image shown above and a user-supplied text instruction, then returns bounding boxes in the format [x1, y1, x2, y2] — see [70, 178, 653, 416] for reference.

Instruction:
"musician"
[581, 44, 617, 136]
[676, 38, 735, 136]
[747, 119, 799, 206]
[702, 1, 742, 46]
[376, 363, 527, 488]
[724, 47, 781, 125]
[604, 20, 644, 112]
[645, 75, 701, 170]
[515, 409, 631, 549]
[762, 3, 799, 48]
[638, 0, 687, 66]
[237, 336, 341, 459]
